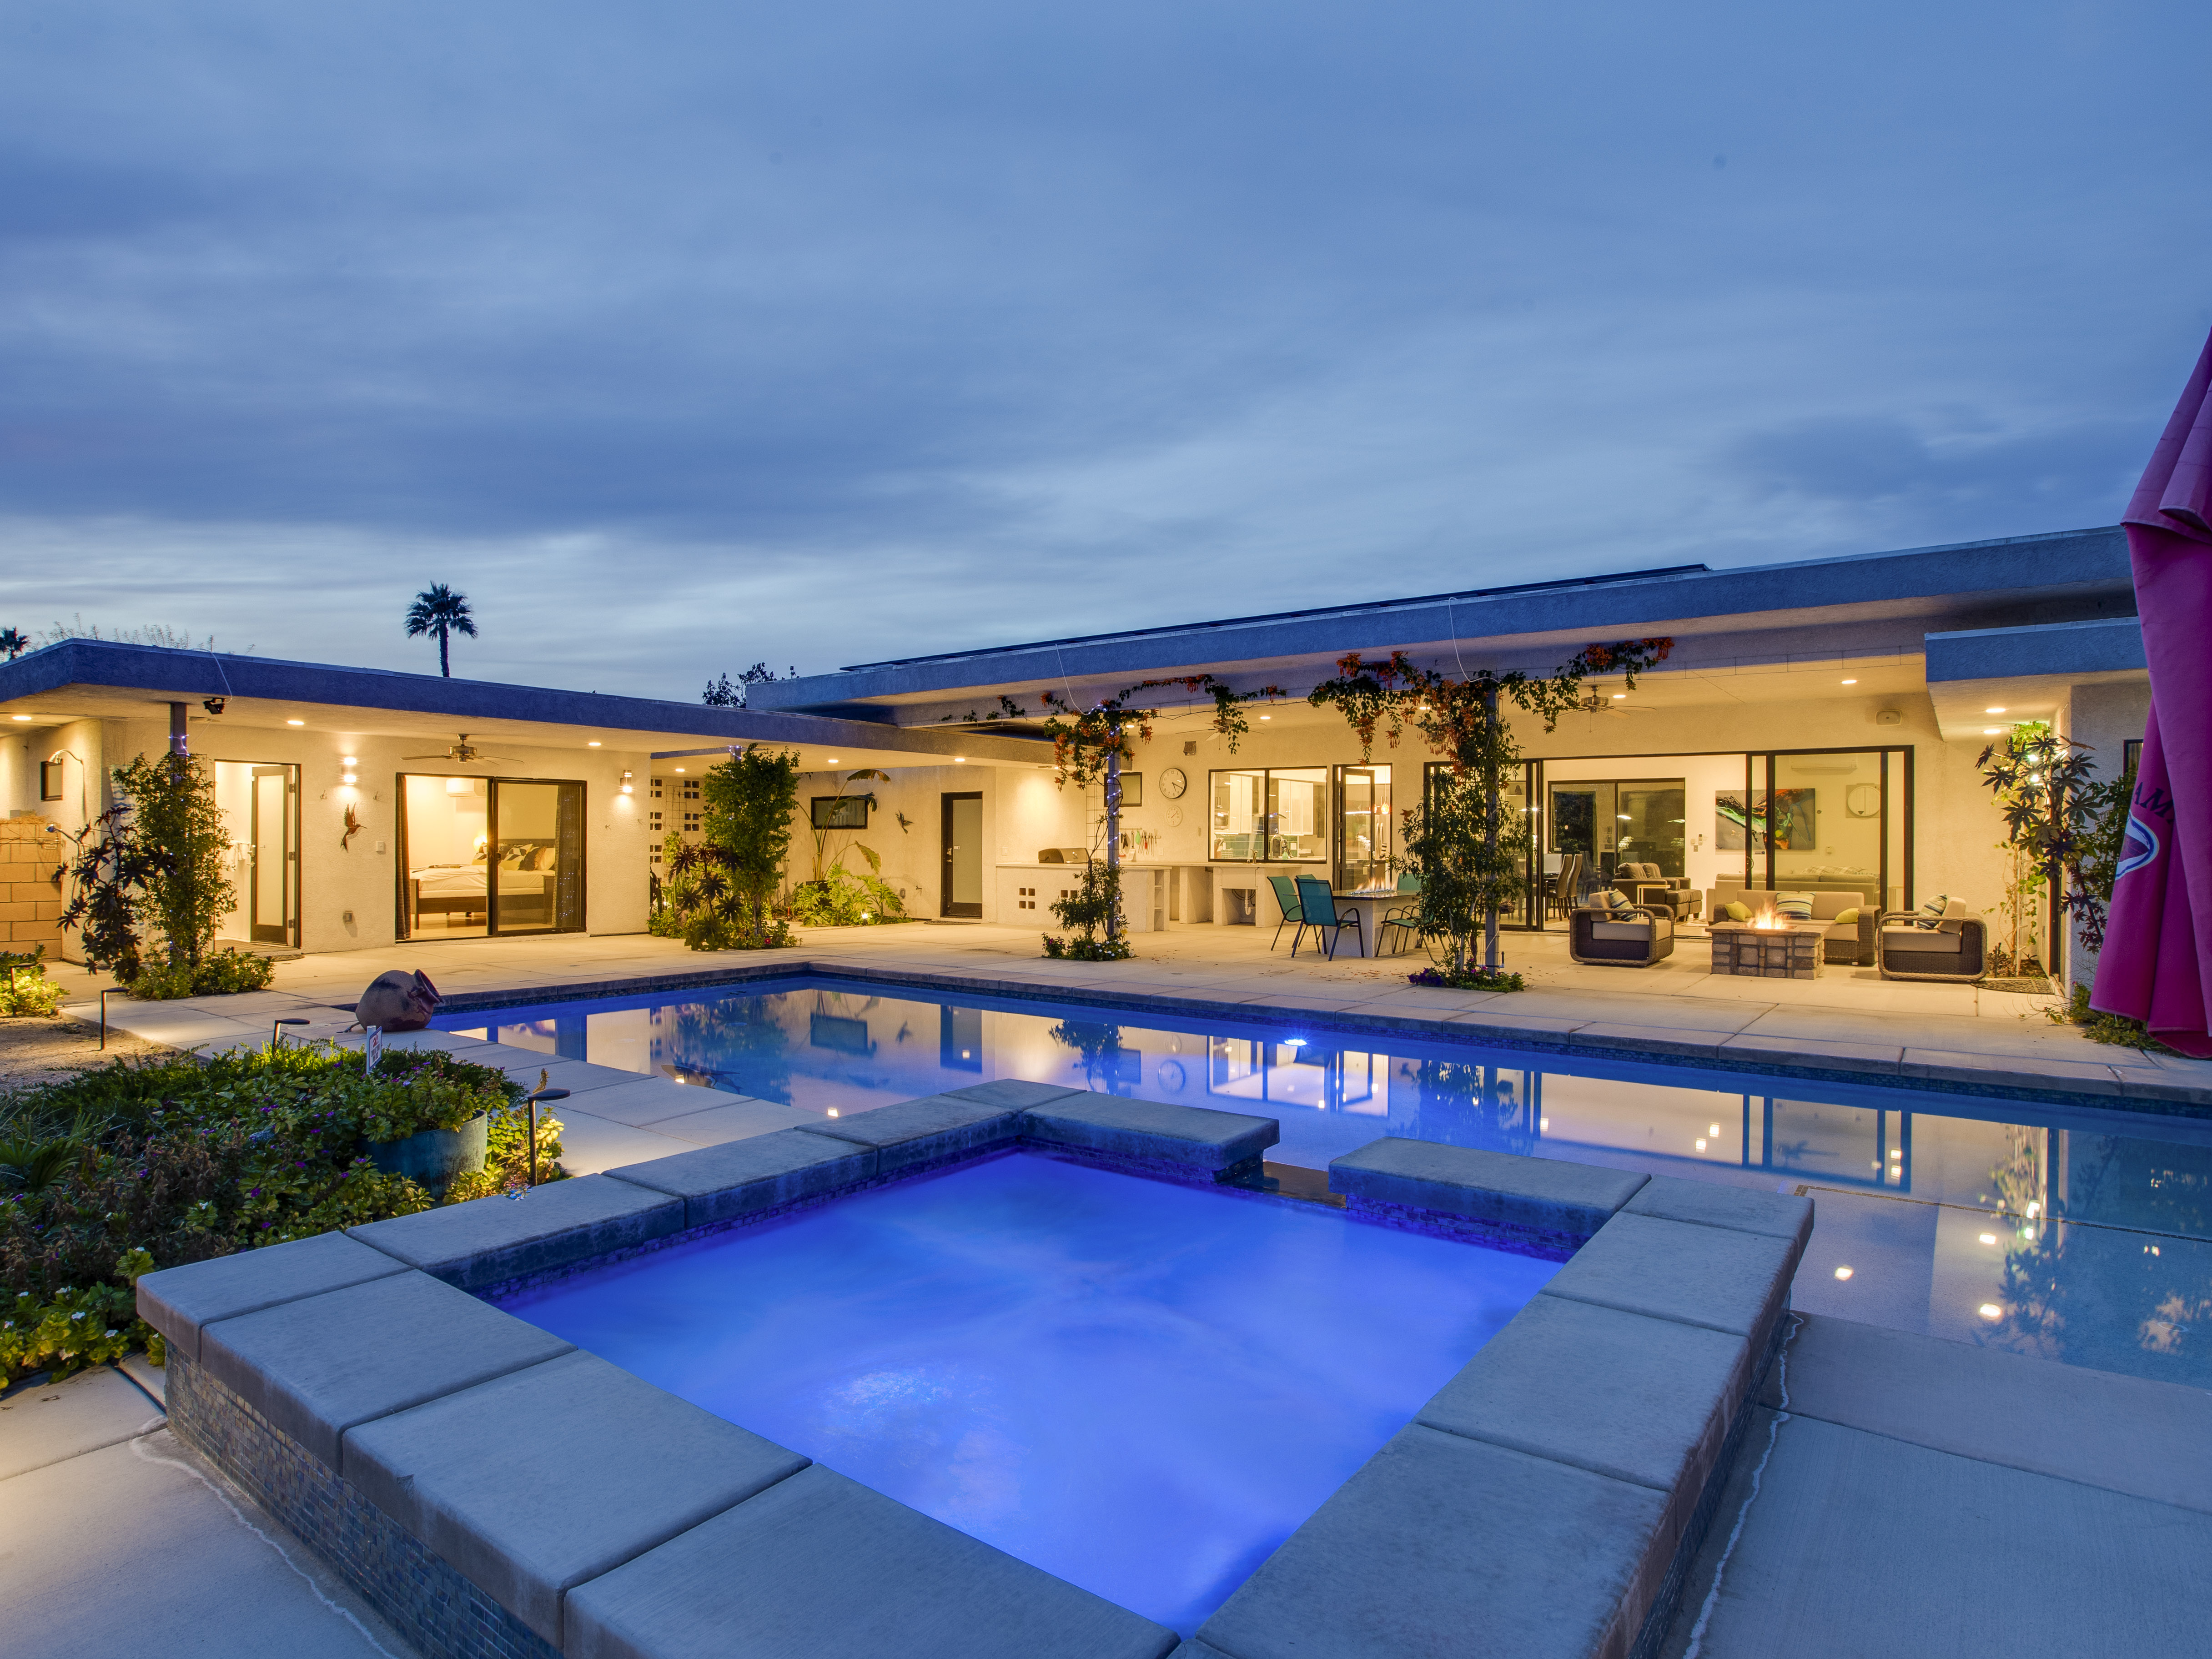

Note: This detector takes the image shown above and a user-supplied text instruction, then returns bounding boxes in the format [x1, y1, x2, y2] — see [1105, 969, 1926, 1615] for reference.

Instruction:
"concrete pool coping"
[408, 957, 2212, 1116]
[136, 1086, 1810, 1659]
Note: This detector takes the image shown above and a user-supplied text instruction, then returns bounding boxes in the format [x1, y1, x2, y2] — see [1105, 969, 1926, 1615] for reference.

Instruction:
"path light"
[271, 1016, 308, 1052]
[524, 1088, 570, 1187]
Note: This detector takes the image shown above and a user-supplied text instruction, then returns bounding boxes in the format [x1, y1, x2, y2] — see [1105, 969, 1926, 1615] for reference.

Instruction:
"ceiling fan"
[401, 733, 520, 764]
[1573, 688, 1654, 717]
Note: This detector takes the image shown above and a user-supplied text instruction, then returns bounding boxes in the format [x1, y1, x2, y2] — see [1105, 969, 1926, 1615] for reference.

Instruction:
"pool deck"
[14, 926, 2212, 1658]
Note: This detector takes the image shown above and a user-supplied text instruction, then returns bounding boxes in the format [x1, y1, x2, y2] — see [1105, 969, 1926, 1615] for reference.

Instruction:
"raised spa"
[498, 1150, 1555, 1632]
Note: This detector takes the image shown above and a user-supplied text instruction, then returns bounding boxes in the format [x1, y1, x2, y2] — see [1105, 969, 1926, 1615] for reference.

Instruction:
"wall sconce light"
[621, 770, 634, 794]
[342, 771, 358, 785]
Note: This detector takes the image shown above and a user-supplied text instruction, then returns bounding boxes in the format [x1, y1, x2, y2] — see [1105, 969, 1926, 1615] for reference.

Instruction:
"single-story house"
[0, 525, 2147, 975]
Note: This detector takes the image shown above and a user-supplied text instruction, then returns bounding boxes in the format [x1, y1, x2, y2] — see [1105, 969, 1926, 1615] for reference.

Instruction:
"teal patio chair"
[1293, 875, 1362, 960]
[1267, 874, 1306, 952]
[1381, 872, 1423, 955]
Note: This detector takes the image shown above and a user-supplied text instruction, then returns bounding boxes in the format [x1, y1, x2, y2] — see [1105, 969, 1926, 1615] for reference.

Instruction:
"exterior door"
[940, 792, 982, 918]
[248, 765, 296, 945]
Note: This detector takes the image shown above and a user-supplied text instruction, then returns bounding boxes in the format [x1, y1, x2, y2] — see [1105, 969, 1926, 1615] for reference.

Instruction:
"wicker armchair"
[1877, 900, 1987, 982]
[1569, 902, 1676, 968]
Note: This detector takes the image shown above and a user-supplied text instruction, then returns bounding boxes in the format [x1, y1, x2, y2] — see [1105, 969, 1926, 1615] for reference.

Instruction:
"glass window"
[1267, 768, 1328, 861]
[1211, 769, 1264, 861]
[1335, 765, 1393, 890]
[1210, 768, 1329, 863]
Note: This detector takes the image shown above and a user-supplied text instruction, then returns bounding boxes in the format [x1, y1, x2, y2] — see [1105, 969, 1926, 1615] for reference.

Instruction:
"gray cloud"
[0, 0, 2206, 691]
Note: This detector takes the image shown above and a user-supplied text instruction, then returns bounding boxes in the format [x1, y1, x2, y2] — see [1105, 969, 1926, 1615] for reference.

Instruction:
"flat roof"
[752, 526, 2134, 719]
[0, 639, 1050, 764]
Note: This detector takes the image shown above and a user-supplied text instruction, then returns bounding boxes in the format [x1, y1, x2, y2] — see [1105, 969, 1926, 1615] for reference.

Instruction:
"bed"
[409, 845, 557, 924]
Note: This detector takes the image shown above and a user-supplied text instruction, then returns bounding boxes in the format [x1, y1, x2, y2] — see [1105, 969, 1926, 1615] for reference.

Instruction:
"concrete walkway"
[1659, 1313, 2212, 1658]
[0, 1361, 417, 1658]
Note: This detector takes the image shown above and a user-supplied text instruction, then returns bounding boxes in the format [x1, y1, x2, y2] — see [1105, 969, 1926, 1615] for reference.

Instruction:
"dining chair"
[1381, 873, 1423, 955]
[1293, 875, 1362, 960]
[1266, 874, 1306, 953]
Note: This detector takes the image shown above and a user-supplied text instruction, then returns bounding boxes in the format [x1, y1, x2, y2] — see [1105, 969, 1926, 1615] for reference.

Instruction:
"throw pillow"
[1774, 892, 1814, 923]
[1833, 907, 1860, 925]
[1591, 888, 1636, 914]
[1724, 900, 1752, 922]
[1914, 892, 1952, 930]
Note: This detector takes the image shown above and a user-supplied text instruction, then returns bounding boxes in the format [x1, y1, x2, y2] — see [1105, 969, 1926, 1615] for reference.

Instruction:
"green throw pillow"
[1833, 907, 1860, 925]
[1724, 900, 1752, 922]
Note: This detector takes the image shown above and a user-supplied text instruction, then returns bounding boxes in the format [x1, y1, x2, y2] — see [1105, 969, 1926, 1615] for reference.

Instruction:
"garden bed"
[1, 1043, 563, 1384]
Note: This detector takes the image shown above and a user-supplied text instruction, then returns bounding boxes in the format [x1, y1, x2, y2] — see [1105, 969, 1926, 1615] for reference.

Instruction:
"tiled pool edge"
[138, 1091, 1810, 1659]
[429, 958, 2212, 1116]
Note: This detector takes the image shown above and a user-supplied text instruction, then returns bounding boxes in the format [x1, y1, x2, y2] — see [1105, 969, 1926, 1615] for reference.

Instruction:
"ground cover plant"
[0, 1045, 562, 1382]
[0, 947, 66, 1017]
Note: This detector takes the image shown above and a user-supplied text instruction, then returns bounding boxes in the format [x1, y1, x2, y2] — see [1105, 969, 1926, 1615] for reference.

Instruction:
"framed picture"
[1119, 773, 1143, 807]
[810, 794, 870, 830]
[1717, 789, 1815, 850]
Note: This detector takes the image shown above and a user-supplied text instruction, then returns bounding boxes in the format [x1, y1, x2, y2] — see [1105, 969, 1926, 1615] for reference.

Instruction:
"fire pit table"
[1708, 919, 1824, 979]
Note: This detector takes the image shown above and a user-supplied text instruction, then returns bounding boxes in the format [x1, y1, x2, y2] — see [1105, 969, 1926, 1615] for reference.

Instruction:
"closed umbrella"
[2092, 329, 2212, 1056]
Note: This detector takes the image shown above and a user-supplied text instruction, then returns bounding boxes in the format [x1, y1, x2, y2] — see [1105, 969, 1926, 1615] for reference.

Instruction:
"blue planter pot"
[364, 1113, 488, 1191]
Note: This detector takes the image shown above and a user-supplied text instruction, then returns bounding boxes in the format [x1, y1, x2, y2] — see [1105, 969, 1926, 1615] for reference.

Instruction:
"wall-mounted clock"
[1160, 766, 1189, 799]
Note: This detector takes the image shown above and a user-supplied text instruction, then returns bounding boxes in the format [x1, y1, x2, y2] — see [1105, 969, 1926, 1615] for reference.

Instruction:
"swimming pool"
[441, 976, 2212, 1387]
[498, 1150, 1554, 1633]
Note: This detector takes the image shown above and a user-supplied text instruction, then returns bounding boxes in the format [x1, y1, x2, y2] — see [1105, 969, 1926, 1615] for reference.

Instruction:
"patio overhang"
[1923, 617, 2147, 744]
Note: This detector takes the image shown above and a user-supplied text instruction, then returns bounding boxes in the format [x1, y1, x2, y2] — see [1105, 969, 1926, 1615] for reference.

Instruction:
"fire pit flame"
[1751, 908, 1782, 930]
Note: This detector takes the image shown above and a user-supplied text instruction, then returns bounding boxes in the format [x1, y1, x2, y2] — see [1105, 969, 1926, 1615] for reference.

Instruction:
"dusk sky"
[3, 1, 2207, 696]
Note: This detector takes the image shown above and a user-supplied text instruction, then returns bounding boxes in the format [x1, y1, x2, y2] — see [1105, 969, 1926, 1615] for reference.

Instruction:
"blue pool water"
[443, 976, 2212, 1388]
[499, 1151, 1550, 1633]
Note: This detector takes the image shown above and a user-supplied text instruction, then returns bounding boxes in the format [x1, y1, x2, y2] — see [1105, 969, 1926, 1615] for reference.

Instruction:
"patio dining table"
[1322, 889, 1421, 957]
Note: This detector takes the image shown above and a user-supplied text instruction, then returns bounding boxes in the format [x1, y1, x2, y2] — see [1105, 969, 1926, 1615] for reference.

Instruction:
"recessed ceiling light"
[674, 767, 685, 773]
[1260, 714, 1272, 720]
[587, 740, 601, 748]
[1840, 678, 1857, 685]
[8, 714, 29, 723]
[1983, 727, 2002, 735]
[286, 718, 305, 726]
[1985, 706, 2006, 714]
[1611, 693, 1626, 699]
[826, 757, 839, 764]
[955, 756, 967, 763]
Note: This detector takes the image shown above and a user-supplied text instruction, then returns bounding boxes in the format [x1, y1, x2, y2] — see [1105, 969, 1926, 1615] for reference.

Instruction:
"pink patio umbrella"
[2092, 329, 2212, 1056]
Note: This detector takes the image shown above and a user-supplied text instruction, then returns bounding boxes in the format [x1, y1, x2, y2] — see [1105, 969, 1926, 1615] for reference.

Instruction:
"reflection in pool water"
[443, 978, 2212, 1388]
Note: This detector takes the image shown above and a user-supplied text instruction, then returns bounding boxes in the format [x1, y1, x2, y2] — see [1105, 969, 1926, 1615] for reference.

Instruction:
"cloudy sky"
[2, 0, 2206, 695]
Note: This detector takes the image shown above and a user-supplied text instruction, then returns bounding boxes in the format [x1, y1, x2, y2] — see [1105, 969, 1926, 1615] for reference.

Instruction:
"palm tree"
[404, 585, 477, 677]
[0, 628, 27, 661]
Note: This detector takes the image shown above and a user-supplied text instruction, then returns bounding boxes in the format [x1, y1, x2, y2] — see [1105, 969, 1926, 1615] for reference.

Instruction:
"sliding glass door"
[399, 775, 586, 939]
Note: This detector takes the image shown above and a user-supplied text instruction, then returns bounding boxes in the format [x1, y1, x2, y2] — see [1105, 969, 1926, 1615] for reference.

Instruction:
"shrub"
[1, 1045, 523, 1382]
[0, 950, 65, 1017]
[2049, 983, 2172, 1053]
[127, 947, 277, 1000]
[1042, 862, 1125, 960]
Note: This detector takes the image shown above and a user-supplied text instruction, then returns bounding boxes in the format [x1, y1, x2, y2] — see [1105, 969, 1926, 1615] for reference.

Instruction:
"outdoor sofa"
[1615, 861, 1700, 921]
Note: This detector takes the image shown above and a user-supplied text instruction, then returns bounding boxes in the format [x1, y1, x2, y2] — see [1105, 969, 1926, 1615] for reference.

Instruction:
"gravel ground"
[0, 1016, 166, 1094]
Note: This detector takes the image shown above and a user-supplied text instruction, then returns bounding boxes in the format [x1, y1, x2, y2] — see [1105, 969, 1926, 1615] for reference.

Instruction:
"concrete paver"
[0, 1382, 417, 1657]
